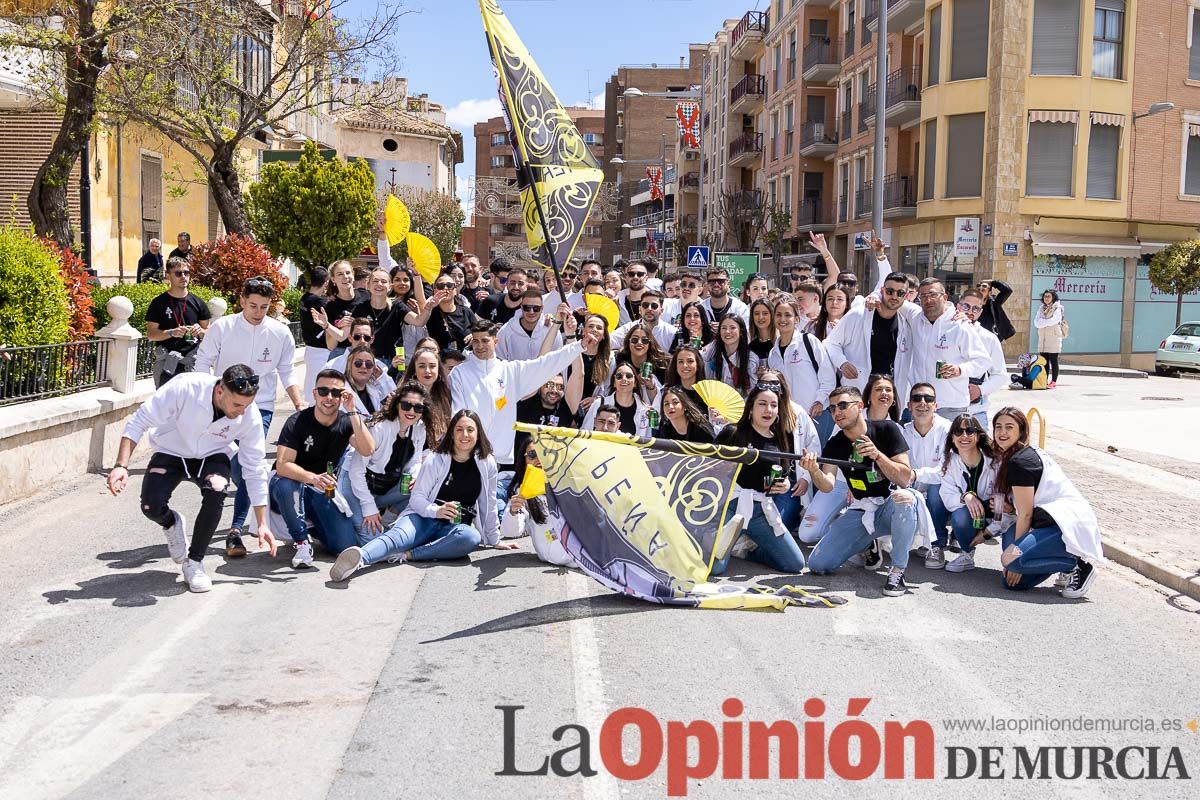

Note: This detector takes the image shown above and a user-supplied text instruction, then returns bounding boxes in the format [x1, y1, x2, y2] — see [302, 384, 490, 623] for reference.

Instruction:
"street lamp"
[1133, 102, 1175, 121]
[1128, 102, 1177, 218]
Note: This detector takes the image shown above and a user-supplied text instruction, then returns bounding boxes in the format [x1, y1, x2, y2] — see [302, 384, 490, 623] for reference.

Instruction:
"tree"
[1148, 239, 1200, 328]
[189, 233, 287, 300]
[247, 141, 375, 273]
[763, 203, 791, 284]
[388, 186, 464, 269]
[716, 189, 768, 253]
[103, 0, 409, 235]
[0, 1, 176, 248]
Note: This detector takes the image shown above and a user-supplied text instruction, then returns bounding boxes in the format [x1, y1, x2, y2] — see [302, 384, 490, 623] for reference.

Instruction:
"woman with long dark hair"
[747, 298, 776, 364]
[864, 373, 900, 422]
[500, 443, 576, 566]
[812, 284, 849, 341]
[299, 266, 331, 398]
[580, 361, 658, 436]
[988, 406, 1102, 597]
[755, 368, 821, 535]
[574, 313, 614, 420]
[654, 386, 715, 443]
[705, 314, 754, 397]
[314, 259, 368, 355]
[1034, 289, 1065, 387]
[673, 301, 715, 351]
[665, 345, 707, 413]
[740, 273, 770, 304]
[399, 347, 451, 441]
[937, 413, 997, 573]
[711, 384, 806, 575]
[332, 409, 517, 580]
[615, 321, 669, 389]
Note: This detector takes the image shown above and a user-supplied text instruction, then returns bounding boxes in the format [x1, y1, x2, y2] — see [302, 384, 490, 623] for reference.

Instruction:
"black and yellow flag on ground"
[516, 425, 847, 611]
[479, 0, 604, 271]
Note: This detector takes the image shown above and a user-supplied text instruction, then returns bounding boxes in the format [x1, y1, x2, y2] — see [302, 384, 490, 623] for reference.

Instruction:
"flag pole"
[521, 162, 567, 304]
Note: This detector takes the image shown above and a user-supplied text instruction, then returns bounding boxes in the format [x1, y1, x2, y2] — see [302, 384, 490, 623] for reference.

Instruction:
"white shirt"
[702, 295, 750, 327]
[970, 323, 1009, 407]
[902, 415, 951, 485]
[495, 314, 562, 362]
[193, 312, 297, 411]
[896, 304, 991, 410]
[766, 332, 837, 411]
[939, 452, 997, 513]
[403, 452, 500, 545]
[345, 418, 426, 518]
[610, 318, 677, 353]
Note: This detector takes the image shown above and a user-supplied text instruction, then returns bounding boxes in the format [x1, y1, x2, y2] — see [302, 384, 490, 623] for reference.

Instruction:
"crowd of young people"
[109, 234, 1102, 601]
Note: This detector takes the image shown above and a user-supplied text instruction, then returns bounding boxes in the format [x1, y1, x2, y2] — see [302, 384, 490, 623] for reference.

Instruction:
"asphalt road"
[1, 407, 1199, 799]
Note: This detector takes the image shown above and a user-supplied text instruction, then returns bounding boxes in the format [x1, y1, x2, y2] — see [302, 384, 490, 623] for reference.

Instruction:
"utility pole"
[871, 1, 888, 240]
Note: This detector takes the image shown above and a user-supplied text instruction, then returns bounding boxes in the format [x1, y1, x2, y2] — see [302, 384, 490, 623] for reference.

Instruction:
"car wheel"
[1155, 364, 1177, 377]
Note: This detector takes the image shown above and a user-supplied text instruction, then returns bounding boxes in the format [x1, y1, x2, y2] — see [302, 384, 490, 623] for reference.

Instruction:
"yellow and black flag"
[479, 0, 604, 272]
[516, 425, 846, 611]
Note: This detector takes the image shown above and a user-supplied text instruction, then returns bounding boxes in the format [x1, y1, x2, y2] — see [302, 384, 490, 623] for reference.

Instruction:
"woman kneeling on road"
[990, 406, 1102, 598]
[332, 410, 518, 581]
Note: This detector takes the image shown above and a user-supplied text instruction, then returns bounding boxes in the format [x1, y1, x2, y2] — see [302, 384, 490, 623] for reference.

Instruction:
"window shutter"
[945, 113, 985, 197]
[1190, 10, 1200, 81]
[950, 0, 990, 81]
[1085, 122, 1120, 199]
[1032, 0, 1081, 75]
[141, 155, 162, 224]
[1025, 120, 1076, 196]
[922, 120, 937, 200]
[927, 6, 942, 87]
[1186, 133, 1200, 196]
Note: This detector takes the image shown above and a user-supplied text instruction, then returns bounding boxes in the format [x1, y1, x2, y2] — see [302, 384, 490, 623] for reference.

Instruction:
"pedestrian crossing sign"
[687, 246, 711, 269]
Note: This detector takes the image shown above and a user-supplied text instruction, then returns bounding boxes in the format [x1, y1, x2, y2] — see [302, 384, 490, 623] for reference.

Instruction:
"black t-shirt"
[167, 246, 193, 261]
[144, 291, 211, 354]
[870, 311, 900, 377]
[369, 302, 407, 360]
[717, 427, 782, 491]
[823, 419, 909, 499]
[354, 298, 394, 335]
[325, 289, 371, 331]
[427, 304, 479, 351]
[381, 429, 417, 478]
[299, 293, 329, 348]
[622, 293, 641, 322]
[478, 290, 519, 324]
[614, 397, 639, 435]
[465, 283, 491, 312]
[579, 352, 602, 401]
[1005, 447, 1056, 528]
[748, 338, 774, 360]
[656, 420, 715, 444]
[275, 408, 355, 474]
[435, 457, 482, 522]
[354, 386, 377, 414]
[515, 395, 576, 456]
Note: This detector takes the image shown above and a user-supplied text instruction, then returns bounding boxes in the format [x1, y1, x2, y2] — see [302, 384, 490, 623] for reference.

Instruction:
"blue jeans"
[919, 483, 950, 547]
[808, 490, 919, 573]
[230, 408, 273, 530]
[269, 473, 358, 553]
[711, 504, 806, 575]
[496, 470, 515, 519]
[949, 506, 983, 553]
[1000, 523, 1078, 591]
[771, 491, 804, 533]
[337, 469, 411, 545]
[969, 405, 988, 431]
[797, 476, 848, 544]
[361, 513, 482, 564]
[814, 408, 835, 447]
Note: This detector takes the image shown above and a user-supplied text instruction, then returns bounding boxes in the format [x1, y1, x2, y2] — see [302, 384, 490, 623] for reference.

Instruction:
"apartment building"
[468, 109, 606, 267]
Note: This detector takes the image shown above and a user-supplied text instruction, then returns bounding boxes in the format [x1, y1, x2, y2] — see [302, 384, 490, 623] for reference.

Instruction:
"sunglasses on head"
[226, 375, 260, 394]
[910, 393, 937, 404]
[829, 399, 861, 411]
[245, 278, 274, 291]
[398, 400, 426, 413]
[314, 385, 342, 398]
[755, 381, 783, 393]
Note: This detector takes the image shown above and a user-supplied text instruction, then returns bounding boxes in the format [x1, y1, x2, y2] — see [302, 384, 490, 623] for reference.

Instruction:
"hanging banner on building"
[646, 167, 664, 201]
[676, 101, 700, 149]
[953, 217, 980, 258]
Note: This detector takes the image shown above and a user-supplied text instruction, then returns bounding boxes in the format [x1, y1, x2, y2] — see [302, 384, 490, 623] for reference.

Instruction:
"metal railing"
[884, 65, 923, 107]
[631, 208, 675, 227]
[728, 131, 764, 160]
[840, 110, 853, 140]
[796, 197, 829, 227]
[838, 193, 849, 223]
[844, 28, 855, 59]
[680, 171, 700, 188]
[731, 10, 768, 51]
[864, 0, 879, 28]
[0, 339, 111, 406]
[136, 337, 156, 379]
[730, 73, 766, 106]
[800, 120, 838, 149]
[803, 37, 836, 70]
[858, 102, 869, 133]
[856, 174, 917, 218]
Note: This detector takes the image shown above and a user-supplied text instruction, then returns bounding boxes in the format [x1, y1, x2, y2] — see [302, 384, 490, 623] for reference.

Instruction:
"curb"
[1005, 364, 1148, 379]
[1103, 540, 1200, 603]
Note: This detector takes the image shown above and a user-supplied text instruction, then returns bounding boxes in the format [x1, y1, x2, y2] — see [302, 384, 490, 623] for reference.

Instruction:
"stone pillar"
[979, 0, 1034, 359]
[95, 296, 141, 394]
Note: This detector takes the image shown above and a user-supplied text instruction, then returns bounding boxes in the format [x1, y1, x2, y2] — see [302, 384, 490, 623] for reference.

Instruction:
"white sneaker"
[181, 559, 212, 592]
[165, 511, 188, 564]
[924, 545, 946, 570]
[945, 551, 976, 572]
[331, 546, 364, 582]
[292, 540, 315, 570]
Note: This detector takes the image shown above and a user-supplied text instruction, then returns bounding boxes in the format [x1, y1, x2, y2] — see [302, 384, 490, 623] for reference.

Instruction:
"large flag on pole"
[517, 425, 846, 611]
[479, 0, 604, 270]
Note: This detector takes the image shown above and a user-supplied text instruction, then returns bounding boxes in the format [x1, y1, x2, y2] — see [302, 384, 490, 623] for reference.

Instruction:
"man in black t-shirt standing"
[478, 266, 528, 325]
[803, 386, 920, 597]
[144, 256, 212, 386]
[269, 369, 376, 569]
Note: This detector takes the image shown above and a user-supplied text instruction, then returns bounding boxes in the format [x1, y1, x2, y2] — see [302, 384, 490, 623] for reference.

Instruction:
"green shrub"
[91, 282, 225, 331]
[282, 286, 303, 319]
[0, 227, 70, 346]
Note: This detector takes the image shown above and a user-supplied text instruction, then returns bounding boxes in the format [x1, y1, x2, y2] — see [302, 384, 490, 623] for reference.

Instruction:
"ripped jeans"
[140, 451, 232, 562]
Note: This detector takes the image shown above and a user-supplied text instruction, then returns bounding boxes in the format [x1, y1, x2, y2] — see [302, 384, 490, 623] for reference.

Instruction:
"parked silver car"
[1155, 321, 1200, 376]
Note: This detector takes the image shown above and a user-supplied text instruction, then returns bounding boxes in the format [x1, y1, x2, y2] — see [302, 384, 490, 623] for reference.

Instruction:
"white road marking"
[564, 572, 620, 800]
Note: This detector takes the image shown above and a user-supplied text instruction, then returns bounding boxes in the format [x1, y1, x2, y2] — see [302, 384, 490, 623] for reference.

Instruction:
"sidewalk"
[1005, 362, 1147, 379]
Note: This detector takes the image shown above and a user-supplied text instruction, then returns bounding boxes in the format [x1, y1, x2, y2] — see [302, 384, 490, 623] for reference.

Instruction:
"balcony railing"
[795, 197, 833, 229]
[855, 174, 917, 218]
[730, 73, 766, 107]
[840, 110, 852, 140]
[844, 28, 855, 59]
[728, 131, 764, 161]
[731, 10, 769, 52]
[858, 103, 869, 133]
[800, 121, 838, 150]
[862, 65, 923, 125]
[0, 340, 111, 406]
[135, 337, 156, 379]
[803, 36, 836, 71]
[838, 193, 848, 223]
[680, 171, 700, 188]
[864, 0, 879, 28]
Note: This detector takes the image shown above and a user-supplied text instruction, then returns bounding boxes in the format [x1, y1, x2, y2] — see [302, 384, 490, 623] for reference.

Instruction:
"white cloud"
[445, 97, 503, 131]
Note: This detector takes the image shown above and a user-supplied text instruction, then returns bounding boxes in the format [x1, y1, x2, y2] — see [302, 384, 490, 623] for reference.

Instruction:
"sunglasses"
[627, 271, 647, 278]
[707, 278, 728, 284]
[953, 428, 982, 438]
[498, 276, 509, 284]
[172, 270, 192, 277]
[525, 449, 538, 460]
[838, 278, 859, 287]
[883, 287, 906, 297]
[398, 400, 426, 413]
[628, 337, 650, 345]
[640, 302, 661, 310]
[351, 334, 372, 342]
[245, 278, 274, 291]
[959, 303, 983, 313]
[522, 305, 543, 313]
[314, 386, 342, 398]
[910, 393, 937, 404]
[615, 372, 636, 380]
[829, 400, 861, 411]
[227, 375, 260, 394]
[434, 283, 455, 291]
[352, 359, 375, 369]
[755, 381, 783, 393]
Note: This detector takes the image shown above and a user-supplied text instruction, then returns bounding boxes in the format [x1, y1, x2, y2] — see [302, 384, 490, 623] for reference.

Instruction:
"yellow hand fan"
[405, 231, 441, 283]
[518, 465, 547, 499]
[584, 293, 620, 333]
[384, 195, 410, 246]
[693, 380, 746, 423]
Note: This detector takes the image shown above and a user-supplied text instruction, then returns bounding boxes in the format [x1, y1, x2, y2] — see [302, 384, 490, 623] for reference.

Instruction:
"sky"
[345, 0, 760, 215]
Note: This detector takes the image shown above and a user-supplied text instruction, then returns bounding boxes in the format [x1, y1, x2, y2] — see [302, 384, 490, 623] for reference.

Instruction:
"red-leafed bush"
[190, 233, 288, 300]
[43, 240, 95, 340]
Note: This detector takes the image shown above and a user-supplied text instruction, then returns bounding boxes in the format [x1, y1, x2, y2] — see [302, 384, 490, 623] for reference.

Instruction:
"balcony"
[864, 0, 879, 29]
[865, 0, 925, 33]
[855, 174, 917, 220]
[730, 73, 766, 114]
[730, 11, 768, 59]
[838, 193, 848, 223]
[840, 110, 853, 141]
[862, 66, 923, 128]
[857, 102, 869, 134]
[795, 197, 834, 233]
[679, 171, 700, 191]
[799, 121, 838, 157]
[802, 37, 839, 83]
[843, 28, 855, 61]
[728, 131, 764, 167]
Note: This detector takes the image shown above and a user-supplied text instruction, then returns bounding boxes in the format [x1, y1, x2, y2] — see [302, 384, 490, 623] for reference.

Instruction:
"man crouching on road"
[107, 365, 278, 593]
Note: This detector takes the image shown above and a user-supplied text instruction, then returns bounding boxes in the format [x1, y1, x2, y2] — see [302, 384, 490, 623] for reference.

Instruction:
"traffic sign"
[686, 246, 711, 269]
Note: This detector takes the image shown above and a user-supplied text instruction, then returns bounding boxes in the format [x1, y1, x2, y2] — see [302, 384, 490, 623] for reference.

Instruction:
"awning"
[1030, 232, 1141, 258]
[1139, 239, 1198, 255]
[1029, 110, 1079, 124]
[1090, 112, 1124, 127]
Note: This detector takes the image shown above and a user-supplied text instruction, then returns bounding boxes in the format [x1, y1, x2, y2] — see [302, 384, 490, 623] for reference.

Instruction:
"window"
[922, 119, 938, 200]
[807, 94, 825, 123]
[769, 179, 778, 209]
[839, 162, 850, 221]
[1026, 118, 1077, 196]
[1186, 126, 1200, 195]
[927, 6, 942, 87]
[1190, 8, 1200, 80]
[773, 44, 783, 92]
[782, 174, 792, 216]
[1085, 120, 1121, 199]
[771, 111, 780, 159]
[788, 30, 797, 81]
[950, 0, 990, 81]
[491, 155, 514, 168]
[491, 133, 507, 146]
[141, 154, 162, 250]
[1032, 0, 1080, 75]
[945, 113, 985, 197]
[1092, 1, 1124, 79]
[784, 102, 794, 154]
[583, 133, 604, 145]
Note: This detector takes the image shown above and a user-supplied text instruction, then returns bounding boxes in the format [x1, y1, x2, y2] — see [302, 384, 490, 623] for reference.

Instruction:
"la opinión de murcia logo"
[496, 700, 1192, 795]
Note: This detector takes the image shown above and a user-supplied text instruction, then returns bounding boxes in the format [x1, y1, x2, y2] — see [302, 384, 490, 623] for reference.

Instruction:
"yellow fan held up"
[584, 293, 620, 334]
[693, 380, 746, 424]
[384, 195, 411, 246]
[406, 231, 442, 283]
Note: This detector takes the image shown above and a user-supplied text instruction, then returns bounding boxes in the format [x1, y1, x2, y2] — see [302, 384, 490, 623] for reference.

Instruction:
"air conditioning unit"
[684, 151, 699, 161]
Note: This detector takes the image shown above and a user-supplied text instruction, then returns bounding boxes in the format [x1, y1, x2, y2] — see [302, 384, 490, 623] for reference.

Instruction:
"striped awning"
[1029, 110, 1079, 124]
[1189, 124, 1200, 138]
[1090, 112, 1124, 127]
[1030, 232, 1141, 258]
